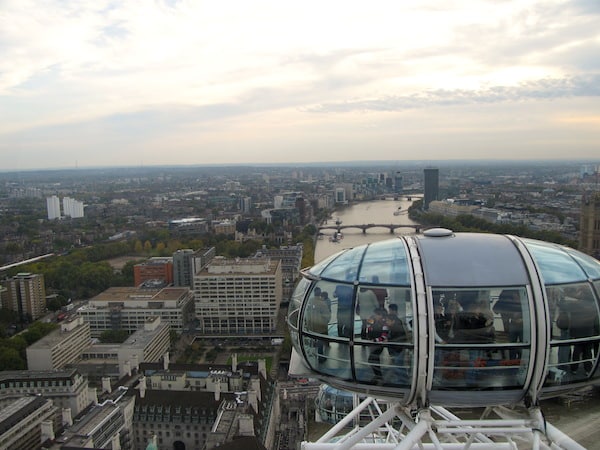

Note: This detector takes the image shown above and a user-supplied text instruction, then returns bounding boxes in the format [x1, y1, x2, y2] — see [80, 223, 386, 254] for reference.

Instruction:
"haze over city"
[1, 0, 599, 171]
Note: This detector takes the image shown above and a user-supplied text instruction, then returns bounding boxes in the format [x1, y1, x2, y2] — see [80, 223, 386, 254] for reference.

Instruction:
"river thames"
[313, 198, 600, 449]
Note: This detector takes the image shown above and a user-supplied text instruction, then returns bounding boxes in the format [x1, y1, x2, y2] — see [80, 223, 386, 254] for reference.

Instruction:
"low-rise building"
[78, 316, 171, 379]
[26, 315, 91, 371]
[133, 257, 173, 287]
[0, 369, 93, 417]
[0, 396, 56, 450]
[79, 287, 194, 336]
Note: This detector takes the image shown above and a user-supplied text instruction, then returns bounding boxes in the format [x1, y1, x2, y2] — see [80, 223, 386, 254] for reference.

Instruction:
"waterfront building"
[194, 257, 282, 335]
[1, 272, 46, 320]
[580, 191, 600, 258]
[46, 195, 61, 220]
[0, 396, 56, 450]
[0, 368, 93, 416]
[133, 257, 174, 287]
[423, 167, 439, 210]
[78, 287, 194, 337]
[26, 315, 91, 371]
[133, 359, 270, 450]
[394, 172, 403, 194]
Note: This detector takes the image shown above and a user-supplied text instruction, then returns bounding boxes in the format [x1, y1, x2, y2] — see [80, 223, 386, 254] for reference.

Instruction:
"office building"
[0, 396, 56, 450]
[0, 369, 93, 416]
[77, 316, 170, 379]
[1, 272, 46, 320]
[26, 315, 91, 371]
[580, 191, 600, 258]
[194, 257, 282, 335]
[423, 167, 439, 210]
[254, 244, 303, 302]
[78, 286, 194, 336]
[133, 257, 173, 287]
[173, 247, 216, 287]
[46, 195, 61, 220]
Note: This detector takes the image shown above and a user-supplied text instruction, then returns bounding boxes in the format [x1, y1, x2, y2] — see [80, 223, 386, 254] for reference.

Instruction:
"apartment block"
[1, 272, 46, 320]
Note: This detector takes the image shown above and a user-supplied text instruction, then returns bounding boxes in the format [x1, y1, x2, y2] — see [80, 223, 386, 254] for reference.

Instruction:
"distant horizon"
[1, 157, 600, 175]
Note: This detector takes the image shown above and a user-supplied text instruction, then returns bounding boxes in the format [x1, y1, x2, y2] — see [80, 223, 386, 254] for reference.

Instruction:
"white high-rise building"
[63, 196, 84, 218]
[46, 195, 61, 219]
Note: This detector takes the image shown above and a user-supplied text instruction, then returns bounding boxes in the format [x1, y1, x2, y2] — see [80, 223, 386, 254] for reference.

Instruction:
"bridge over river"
[318, 223, 421, 234]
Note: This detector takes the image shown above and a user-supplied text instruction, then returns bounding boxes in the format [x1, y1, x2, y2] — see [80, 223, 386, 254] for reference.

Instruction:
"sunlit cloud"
[0, 0, 599, 169]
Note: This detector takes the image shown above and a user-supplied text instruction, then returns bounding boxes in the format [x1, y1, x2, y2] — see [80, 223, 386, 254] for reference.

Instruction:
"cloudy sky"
[1, 0, 599, 170]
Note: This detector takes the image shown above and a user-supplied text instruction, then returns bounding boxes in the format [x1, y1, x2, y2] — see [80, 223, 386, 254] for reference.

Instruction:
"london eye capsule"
[287, 229, 600, 408]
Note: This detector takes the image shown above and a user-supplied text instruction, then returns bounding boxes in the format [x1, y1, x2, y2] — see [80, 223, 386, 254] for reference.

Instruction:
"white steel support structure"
[302, 398, 585, 450]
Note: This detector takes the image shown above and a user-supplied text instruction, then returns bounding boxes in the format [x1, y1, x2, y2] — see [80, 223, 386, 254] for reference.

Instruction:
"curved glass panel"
[431, 287, 530, 390]
[358, 239, 411, 286]
[288, 277, 311, 332]
[310, 251, 347, 277]
[319, 246, 366, 281]
[524, 239, 588, 284]
[564, 248, 600, 280]
[545, 282, 600, 386]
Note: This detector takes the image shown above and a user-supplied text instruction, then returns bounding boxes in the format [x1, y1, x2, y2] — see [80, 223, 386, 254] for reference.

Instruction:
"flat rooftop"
[88, 286, 189, 302]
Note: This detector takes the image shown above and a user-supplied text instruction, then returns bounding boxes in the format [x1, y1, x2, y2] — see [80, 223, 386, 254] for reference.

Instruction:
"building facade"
[173, 247, 216, 287]
[26, 315, 91, 371]
[194, 257, 282, 335]
[0, 396, 56, 450]
[254, 244, 303, 302]
[1, 272, 46, 320]
[78, 287, 194, 336]
[580, 191, 600, 259]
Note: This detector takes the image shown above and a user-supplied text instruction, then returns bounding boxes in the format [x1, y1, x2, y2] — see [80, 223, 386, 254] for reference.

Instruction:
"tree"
[99, 329, 130, 343]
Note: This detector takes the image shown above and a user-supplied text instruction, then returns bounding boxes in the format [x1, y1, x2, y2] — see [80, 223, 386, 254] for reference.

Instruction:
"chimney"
[258, 359, 266, 379]
[89, 387, 98, 404]
[214, 380, 221, 402]
[102, 377, 112, 394]
[132, 354, 139, 373]
[232, 353, 237, 372]
[40, 420, 54, 443]
[251, 377, 262, 402]
[124, 360, 131, 377]
[62, 408, 73, 427]
[163, 352, 170, 371]
[139, 376, 147, 399]
[111, 435, 121, 450]
[248, 390, 258, 414]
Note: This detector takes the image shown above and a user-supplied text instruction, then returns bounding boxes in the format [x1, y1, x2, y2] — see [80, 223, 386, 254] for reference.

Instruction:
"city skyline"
[1, 0, 600, 171]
